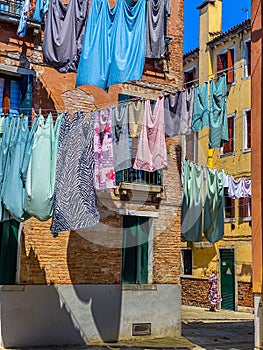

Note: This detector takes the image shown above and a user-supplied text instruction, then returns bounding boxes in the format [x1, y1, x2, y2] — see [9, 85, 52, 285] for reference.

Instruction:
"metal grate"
[132, 323, 151, 336]
[116, 168, 162, 186]
[0, 0, 24, 17]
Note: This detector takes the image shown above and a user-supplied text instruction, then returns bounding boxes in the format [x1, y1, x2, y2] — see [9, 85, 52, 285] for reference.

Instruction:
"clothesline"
[182, 61, 248, 87]
[182, 158, 251, 184]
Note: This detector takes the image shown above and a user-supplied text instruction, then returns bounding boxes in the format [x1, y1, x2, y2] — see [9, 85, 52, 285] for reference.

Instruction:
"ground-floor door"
[220, 249, 235, 310]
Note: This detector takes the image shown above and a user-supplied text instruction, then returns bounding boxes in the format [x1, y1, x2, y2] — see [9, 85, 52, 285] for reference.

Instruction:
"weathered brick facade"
[238, 281, 254, 308]
[181, 277, 210, 308]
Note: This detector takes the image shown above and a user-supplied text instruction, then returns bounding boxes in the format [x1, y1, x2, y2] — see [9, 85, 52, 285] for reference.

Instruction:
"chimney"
[197, 0, 222, 83]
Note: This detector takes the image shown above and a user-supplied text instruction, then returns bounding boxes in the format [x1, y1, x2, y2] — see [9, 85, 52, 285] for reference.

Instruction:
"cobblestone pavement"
[1, 306, 254, 350]
[182, 305, 254, 350]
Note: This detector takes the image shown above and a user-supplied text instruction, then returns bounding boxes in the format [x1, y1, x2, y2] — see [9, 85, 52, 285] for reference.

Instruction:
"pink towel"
[133, 96, 167, 172]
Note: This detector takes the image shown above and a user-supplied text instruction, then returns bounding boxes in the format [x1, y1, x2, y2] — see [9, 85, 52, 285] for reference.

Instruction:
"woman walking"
[208, 269, 222, 311]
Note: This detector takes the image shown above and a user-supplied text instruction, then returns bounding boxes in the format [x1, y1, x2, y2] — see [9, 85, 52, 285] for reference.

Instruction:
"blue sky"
[184, 0, 251, 53]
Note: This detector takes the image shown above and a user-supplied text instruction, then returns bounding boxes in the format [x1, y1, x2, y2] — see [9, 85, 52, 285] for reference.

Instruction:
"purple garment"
[93, 109, 116, 190]
[228, 176, 243, 199]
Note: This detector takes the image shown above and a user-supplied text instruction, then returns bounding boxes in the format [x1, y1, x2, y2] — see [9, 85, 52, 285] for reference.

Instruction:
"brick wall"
[238, 281, 254, 308]
[181, 277, 211, 308]
[182, 278, 254, 309]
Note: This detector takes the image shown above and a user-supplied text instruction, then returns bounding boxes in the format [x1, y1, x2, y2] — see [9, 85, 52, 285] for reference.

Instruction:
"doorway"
[220, 249, 235, 310]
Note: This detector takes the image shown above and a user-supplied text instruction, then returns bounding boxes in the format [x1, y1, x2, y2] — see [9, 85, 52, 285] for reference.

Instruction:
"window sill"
[242, 76, 251, 81]
[220, 152, 235, 158]
[238, 216, 251, 222]
[227, 82, 236, 88]
[243, 148, 251, 154]
[224, 218, 236, 223]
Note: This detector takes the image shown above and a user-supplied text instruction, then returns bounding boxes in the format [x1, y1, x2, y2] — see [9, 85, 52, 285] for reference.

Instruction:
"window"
[181, 249, 192, 275]
[217, 47, 235, 84]
[0, 220, 20, 284]
[243, 109, 251, 152]
[0, 74, 33, 116]
[221, 114, 235, 155]
[239, 197, 251, 219]
[224, 188, 235, 219]
[183, 67, 196, 88]
[122, 216, 149, 284]
[182, 133, 197, 162]
[244, 40, 251, 78]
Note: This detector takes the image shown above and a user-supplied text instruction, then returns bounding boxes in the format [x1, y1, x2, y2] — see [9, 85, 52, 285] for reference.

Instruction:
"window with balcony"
[243, 109, 251, 152]
[224, 188, 235, 220]
[221, 114, 235, 156]
[244, 40, 251, 78]
[116, 94, 163, 187]
[0, 0, 23, 16]
[239, 197, 251, 220]
[217, 47, 235, 84]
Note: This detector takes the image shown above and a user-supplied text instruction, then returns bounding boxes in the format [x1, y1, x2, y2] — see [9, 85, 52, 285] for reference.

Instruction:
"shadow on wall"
[35, 76, 58, 113]
[0, 232, 85, 348]
[19, 231, 46, 284]
[66, 229, 122, 343]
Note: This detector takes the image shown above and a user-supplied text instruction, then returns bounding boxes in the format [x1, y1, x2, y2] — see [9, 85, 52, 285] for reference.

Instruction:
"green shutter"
[0, 220, 19, 284]
[20, 75, 33, 117]
[122, 216, 149, 284]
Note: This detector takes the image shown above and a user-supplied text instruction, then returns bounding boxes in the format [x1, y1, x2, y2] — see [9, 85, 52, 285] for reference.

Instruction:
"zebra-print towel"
[51, 111, 100, 236]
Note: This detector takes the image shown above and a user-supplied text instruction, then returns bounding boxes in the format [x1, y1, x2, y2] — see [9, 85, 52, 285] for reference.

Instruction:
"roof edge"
[197, 0, 216, 10]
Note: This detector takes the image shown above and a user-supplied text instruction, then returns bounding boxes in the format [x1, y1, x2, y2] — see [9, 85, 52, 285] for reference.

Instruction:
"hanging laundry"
[0, 78, 4, 113]
[180, 86, 194, 135]
[204, 169, 224, 243]
[17, 0, 31, 37]
[128, 99, 144, 138]
[164, 91, 181, 137]
[223, 173, 230, 187]
[51, 112, 100, 236]
[112, 105, 131, 172]
[33, 0, 49, 22]
[93, 108, 116, 190]
[76, 0, 146, 90]
[164, 0, 171, 15]
[192, 82, 209, 132]
[146, 0, 166, 59]
[43, 0, 89, 73]
[209, 75, 228, 148]
[1, 116, 31, 222]
[242, 179, 251, 197]
[24, 113, 62, 221]
[133, 96, 167, 171]
[181, 160, 203, 242]
[21, 115, 39, 184]
[227, 176, 243, 199]
[227, 176, 251, 199]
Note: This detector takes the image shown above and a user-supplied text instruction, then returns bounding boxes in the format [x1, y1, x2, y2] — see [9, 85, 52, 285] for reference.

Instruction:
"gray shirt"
[43, 0, 89, 73]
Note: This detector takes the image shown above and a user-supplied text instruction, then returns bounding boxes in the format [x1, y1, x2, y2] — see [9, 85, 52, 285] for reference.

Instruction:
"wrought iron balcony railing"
[0, 0, 23, 17]
[116, 168, 162, 186]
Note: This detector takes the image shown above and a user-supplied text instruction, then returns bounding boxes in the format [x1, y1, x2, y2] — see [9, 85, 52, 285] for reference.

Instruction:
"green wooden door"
[0, 220, 19, 284]
[220, 249, 235, 310]
[122, 216, 149, 284]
